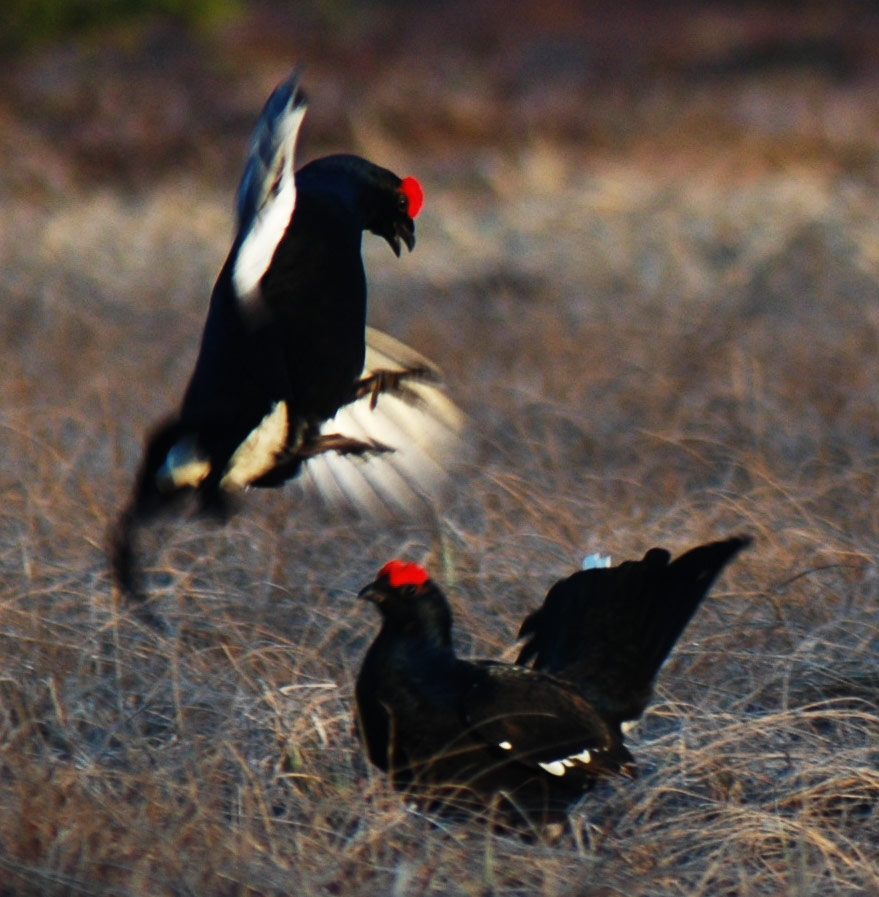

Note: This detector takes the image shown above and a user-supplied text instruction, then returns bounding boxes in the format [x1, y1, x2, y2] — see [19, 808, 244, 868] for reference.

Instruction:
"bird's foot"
[351, 365, 437, 410]
[297, 432, 394, 459]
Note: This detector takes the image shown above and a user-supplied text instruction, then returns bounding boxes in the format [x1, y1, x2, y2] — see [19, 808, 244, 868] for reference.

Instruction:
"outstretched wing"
[516, 537, 751, 727]
[233, 71, 308, 309]
[296, 327, 466, 517]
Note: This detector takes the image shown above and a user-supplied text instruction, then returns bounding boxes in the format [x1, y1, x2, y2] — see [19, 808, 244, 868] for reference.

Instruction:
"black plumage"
[111, 72, 462, 607]
[355, 538, 749, 824]
[516, 536, 752, 729]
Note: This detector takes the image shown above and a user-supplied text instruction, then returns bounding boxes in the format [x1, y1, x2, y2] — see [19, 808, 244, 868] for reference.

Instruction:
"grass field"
[1, 2, 878, 894]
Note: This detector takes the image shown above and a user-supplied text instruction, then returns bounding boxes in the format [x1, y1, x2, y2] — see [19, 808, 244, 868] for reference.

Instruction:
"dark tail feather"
[515, 536, 751, 725]
[107, 500, 171, 632]
[108, 417, 193, 629]
[639, 535, 752, 683]
[109, 428, 172, 605]
[109, 504, 142, 602]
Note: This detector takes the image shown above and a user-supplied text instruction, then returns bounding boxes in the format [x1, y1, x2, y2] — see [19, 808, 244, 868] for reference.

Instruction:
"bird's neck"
[372, 614, 455, 670]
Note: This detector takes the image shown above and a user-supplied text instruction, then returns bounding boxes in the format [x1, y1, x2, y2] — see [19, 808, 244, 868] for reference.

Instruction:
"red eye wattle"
[379, 559, 429, 588]
[399, 177, 423, 218]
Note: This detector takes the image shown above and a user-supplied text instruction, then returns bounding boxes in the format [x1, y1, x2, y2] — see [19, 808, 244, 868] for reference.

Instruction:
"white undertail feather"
[298, 327, 466, 517]
[582, 552, 612, 570]
[220, 401, 289, 489]
[233, 74, 307, 309]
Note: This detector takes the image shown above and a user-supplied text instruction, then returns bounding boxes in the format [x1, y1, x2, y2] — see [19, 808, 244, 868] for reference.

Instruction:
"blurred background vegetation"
[1, 0, 239, 50]
[1, 1, 878, 894]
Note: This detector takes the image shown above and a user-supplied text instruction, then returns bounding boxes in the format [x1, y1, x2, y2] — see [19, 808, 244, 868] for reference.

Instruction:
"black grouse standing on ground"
[111, 71, 463, 606]
[355, 537, 749, 825]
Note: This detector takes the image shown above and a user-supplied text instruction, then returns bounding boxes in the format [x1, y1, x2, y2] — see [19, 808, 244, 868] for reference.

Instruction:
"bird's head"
[359, 559, 452, 646]
[365, 171, 422, 257]
[298, 154, 422, 256]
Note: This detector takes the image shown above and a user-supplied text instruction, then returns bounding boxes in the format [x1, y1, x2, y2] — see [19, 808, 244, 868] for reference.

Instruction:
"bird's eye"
[403, 584, 418, 597]
[398, 193, 408, 212]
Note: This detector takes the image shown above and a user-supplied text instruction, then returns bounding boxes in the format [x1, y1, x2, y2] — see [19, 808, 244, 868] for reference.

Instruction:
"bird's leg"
[251, 424, 395, 488]
[296, 432, 394, 458]
[351, 364, 437, 410]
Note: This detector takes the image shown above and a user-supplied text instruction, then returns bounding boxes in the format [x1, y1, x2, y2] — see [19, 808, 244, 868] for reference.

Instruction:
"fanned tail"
[516, 536, 751, 726]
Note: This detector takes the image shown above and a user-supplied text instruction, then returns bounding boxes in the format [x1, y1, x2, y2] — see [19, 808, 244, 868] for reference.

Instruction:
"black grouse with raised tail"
[355, 537, 749, 824]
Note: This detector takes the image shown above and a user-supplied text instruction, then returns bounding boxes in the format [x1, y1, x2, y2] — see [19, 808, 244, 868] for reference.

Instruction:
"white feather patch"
[156, 437, 211, 491]
[582, 552, 612, 570]
[232, 103, 306, 306]
[220, 401, 289, 489]
[498, 741, 513, 751]
[538, 760, 567, 777]
[539, 748, 594, 777]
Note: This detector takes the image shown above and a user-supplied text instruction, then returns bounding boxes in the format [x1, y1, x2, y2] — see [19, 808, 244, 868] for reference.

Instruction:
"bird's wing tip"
[232, 69, 310, 305]
[271, 68, 308, 115]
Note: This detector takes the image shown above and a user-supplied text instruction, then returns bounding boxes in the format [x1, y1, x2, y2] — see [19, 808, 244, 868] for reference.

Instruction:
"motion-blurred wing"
[297, 327, 466, 517]
[233, 71, 307, 310]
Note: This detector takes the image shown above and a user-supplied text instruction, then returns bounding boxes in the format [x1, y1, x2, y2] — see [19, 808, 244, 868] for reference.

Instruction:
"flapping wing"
[297, 327, 467, 517]
[233, 71, 308, 310]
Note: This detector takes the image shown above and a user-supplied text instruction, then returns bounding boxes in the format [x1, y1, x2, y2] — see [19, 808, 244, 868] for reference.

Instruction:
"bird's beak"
[358, 581, 386, 603]
[385, 218, 416, 257]
[398, 217, 416, 253]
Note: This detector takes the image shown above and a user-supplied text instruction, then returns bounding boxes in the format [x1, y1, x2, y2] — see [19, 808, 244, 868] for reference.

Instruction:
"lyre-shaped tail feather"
[638, 537, 751, 682]
[516, 536, 751, 726]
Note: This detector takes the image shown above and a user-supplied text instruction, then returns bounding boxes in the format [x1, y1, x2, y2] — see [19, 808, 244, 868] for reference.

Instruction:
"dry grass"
[1, 3, 879, 894]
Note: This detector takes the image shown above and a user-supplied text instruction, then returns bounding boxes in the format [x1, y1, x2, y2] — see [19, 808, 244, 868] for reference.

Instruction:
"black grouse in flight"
[111, 72, 463, 606]
[355, 537, 749, 824]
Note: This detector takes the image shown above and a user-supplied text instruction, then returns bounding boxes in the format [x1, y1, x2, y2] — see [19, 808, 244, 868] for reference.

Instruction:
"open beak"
[385, 217, 416, 257]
